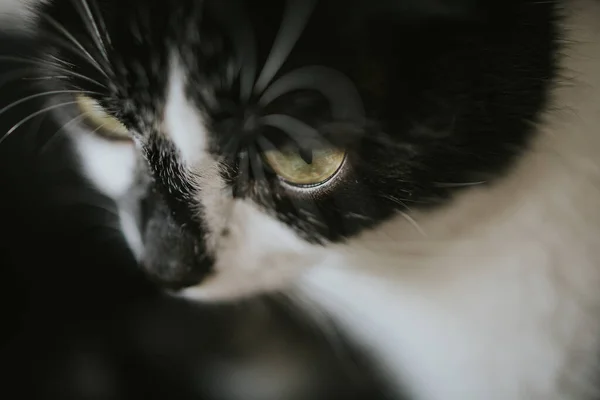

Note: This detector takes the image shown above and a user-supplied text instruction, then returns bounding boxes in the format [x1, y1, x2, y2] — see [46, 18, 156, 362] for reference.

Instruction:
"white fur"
[70, 129, 144, 258]
[164, 56, 208, 166]
[51, 0, 600, 398]
[117, 199, 144, 261]
[72, 131, 139, 199]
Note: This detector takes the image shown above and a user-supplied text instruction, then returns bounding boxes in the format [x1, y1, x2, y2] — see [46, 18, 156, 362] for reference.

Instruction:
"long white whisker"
[42, 15, 108, 78]
[40, 115, 111, 157]
[0, 90, 98, 119]
[0, 101, 79, 146]
[259, 66, 366, 124]
[50, 38, 109, 80]
[399, 210, 428, 237]
[72, 0, 110, 62]
[254, 0, 317, 94]
[433, 181, 487, 188]
[0, 68, 41, 90]
[50, 69, 106, 89]
[84, 0, 111, 46]
[23, 75, 70, 81]
[38, 112, 90, 155]
[91, 0, 112, 48]
[382, 195, 428, 237]
[0, 55, 69, 71]
[0, 55, 107, 89]
[48, 54, 75, 68]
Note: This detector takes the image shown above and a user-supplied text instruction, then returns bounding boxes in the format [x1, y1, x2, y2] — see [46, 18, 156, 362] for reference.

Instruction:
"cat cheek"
[178, 241, 325, 302]
[177, 202, 326, 302]
[177, 252, 320, 302]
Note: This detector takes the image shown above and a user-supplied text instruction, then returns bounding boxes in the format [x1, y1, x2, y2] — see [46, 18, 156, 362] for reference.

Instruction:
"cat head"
[28, 0, 556, 300]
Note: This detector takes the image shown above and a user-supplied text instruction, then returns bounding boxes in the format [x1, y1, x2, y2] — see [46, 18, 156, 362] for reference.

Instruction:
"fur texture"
[2, 0, 600, 399]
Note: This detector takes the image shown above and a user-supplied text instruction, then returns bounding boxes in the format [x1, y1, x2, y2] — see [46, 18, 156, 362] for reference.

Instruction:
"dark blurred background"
[0, 30, 392, 400]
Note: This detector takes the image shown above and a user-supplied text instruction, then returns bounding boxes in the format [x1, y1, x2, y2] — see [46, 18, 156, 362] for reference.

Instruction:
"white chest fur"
[298, 2, 600, 398]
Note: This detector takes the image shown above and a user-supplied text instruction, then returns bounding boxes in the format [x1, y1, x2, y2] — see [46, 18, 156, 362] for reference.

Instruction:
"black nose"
[140, 190, 214, 291]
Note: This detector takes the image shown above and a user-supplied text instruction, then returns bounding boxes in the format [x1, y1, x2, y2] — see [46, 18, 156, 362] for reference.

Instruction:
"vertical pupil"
[299, 148, 313, 164]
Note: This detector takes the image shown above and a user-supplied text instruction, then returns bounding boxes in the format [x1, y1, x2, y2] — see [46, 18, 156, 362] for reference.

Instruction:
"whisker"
[0, 89, 97, 119]
[259, 66, 365, 125]
[254, 0, 317, 94]
[41, 14, 108, 78]
[71, 0, 110, 62]
[377, 193, 423, 205]
[44, 64, 107, 89]
[0, 55, 69, 71]
[398, 210, 428, 237]
[38, 112, 95, 155]
[0, 55, 107, 89]
[48, 54, 75, 68]
[433, 181, 487, 188]
[91, 0, 112, 48]
[22, 75, 71, 81]
[378, 194, 428, 236]
[0, 100, 79, 146]
[46, 68, 107, 89]
[0, 68, 42, 90]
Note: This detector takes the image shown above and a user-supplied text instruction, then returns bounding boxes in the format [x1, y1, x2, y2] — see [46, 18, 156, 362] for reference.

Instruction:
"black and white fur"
[1, 0, 600, 399]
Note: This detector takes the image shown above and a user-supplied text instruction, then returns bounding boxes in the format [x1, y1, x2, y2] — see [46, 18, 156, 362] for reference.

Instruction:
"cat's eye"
[263, 145, 346, 186]
[75, 95, 130, 140]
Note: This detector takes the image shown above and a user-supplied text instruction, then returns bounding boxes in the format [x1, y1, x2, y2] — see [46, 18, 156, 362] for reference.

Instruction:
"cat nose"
[141, 221, 214, 291]
[143, 256, 210, 292]
[139, 190, 214, 292]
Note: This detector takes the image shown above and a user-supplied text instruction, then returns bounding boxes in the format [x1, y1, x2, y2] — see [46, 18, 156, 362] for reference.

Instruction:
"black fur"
[35, 0, 557, 288]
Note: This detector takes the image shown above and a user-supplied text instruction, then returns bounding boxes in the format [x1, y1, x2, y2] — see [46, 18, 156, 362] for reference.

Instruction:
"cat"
[1, 0, 600, 399]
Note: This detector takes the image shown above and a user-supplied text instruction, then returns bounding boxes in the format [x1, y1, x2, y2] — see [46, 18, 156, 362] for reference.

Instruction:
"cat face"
[31, 0, 556, 300]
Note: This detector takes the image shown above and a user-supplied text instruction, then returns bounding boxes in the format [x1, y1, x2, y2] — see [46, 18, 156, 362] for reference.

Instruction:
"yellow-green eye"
[76, 94, 130, 140]
[263, 146, 346, 186]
